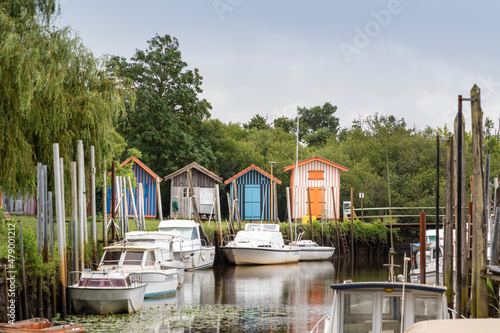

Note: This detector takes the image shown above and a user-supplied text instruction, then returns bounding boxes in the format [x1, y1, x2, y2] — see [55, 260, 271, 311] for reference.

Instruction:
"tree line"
[2, 0, 499, 222]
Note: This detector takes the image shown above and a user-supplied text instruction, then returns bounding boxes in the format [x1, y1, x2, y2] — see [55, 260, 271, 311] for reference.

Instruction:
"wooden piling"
[350, 187, 354, 258]
[444, 137, 454, 308]
[215, 184, 222, 245]
[156, 177, 163, 221]
[90, 146, 97, 268]
[187, 170, 200, 222]
[77, 141, 85, 268]
[111, 160, 116, 242]
[307, 187, 313, 239]
[232, 180, 242, 230]
[103, 165, 107, 247]
[419, 212, 426, 284]
[18, 221, 29, 319]
[286, 187, 293, 242]
[470, 84, 488, 318]
[71, 162, 79, 274]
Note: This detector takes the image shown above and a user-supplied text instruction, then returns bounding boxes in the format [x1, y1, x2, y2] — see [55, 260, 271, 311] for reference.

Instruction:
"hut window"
[183, 187, 191, 198]
[308, 170, 324, 180]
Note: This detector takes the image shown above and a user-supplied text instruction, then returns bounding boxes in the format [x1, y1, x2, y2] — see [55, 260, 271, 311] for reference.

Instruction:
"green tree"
[0, 0, 129, 195]
[244, 114, 270, 130]
[109, 34, 213, 177]
[298, 102, 340, 145]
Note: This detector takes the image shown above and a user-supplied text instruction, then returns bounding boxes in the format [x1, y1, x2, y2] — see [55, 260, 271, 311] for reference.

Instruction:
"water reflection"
[70, 250, 404, 332]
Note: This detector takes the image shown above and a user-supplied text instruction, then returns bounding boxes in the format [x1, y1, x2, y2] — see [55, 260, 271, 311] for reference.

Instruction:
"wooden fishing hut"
[107, 156, 161, 218]
[282, 156, 348, 220]
[225, 164, 282, 221]
[164, 162, 223, 219]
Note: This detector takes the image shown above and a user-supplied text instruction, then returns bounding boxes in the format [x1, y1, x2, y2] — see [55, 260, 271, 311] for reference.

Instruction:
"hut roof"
[164, 162, 223, 183]
[224, 164, 282, 185]
[282, 155, 349, 172]
[108, 156, 162, 181]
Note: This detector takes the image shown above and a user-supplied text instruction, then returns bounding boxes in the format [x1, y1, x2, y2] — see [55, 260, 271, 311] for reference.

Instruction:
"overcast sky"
[57, 0, 500, 132]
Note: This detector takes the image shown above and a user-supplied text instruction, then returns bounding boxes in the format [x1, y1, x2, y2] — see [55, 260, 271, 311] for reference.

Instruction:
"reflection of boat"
[409, 242, 443, 285]
[99, 241, 180, 296]
[222, 223, 300, 265]
[158, 220, 215, 270]
[68, 271, 146, 314]
[0, 318, 84, 332]
[292, 232, 335, 261]
[315, 282, 448, 333]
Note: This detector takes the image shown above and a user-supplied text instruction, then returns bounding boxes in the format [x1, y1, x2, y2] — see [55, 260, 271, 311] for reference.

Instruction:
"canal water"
[68, 250, 405, 332]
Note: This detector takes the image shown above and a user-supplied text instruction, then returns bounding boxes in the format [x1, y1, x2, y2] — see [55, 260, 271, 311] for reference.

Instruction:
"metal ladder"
[340, 228, 350, 257]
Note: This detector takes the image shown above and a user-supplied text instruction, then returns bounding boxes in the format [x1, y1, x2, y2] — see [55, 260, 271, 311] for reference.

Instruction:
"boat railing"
[310, 314, 329, 333]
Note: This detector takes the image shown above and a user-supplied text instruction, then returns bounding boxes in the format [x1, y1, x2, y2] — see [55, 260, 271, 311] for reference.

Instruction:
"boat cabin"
[321, 282, 448, 333]
[99, 243, 165, 271]
[77, 271, 138, 288]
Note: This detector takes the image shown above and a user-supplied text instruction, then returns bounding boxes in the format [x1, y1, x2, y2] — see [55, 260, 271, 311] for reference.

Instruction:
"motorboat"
[99, 241, 181, 296]
[0, 318, 84, 332]
[221, 223, 300, 265]
[406, 318, 500, 333]
[157, 220, 215, 270]
[124, 231, 186, 285]
[68, 271, 146, 314]
[292, 231, 335, 261]
[409, 242, 443, 285]
[312, 281, 449, 333]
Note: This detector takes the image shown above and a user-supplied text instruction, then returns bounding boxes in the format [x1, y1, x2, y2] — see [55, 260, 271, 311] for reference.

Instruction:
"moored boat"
[0, 318, 84, 332]
[68, 271, 146, 314]
[157, 220, 215, 270]
[221, 223, 300, 265]
[292, 232, 335, 261]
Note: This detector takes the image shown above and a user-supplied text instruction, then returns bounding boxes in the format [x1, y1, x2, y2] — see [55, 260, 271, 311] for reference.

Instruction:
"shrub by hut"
[225, 164, 282, 221]
[107, 156, 161, 218]
[164, 162, 223, 219]
[282, 156, 348, 220]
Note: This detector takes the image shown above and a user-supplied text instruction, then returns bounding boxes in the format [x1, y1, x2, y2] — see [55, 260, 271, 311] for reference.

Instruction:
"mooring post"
[103, 164, 107, 247]
[286, 187, 293, 242]
[350, 187, 354, 258]
[77, 141, 85, 268]
[419, 212, 426, 284]
[436, 135, 440, 285]
[111, 160, 116, 242]
[18, 220, 29, 319]
[470, 84, 488, 318]
[307, 187, 313, 240]
[445, 137, 454, 308]
[156, 177, 163, 221]
[232, 180, 242, 230]
[71, 162, 79, 274]
[90, 146, 97, 268]
[215, 184, 222, 245]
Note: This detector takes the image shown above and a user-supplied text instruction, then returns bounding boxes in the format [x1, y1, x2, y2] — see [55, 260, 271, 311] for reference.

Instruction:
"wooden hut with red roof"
[107, 156, 162, 218]
[282, 156, 348, 220]
[225, 164, 282, 221]
[164, 162, 223, 219]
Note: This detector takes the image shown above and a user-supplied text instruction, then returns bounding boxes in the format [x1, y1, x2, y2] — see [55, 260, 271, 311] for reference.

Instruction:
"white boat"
[68, 271, 146, 314]
[293, 231, 335, 261]
[409, 242, 443, 285]
[406, 318, 500, 333]
[158, 219, 215, 270]
[99, 241, 180, 297]
[221, 223, 300, 265]
[312, 281, 449, 333]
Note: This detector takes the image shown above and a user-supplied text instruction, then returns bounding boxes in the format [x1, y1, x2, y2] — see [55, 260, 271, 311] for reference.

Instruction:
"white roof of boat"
[405, 319, 500, 333]
[244, 223, 280, 232]
[158, 219, 199, 229]
[104, 242, 160, 251]
[125, 231, 175, 240]
[331, 281, 446, 294]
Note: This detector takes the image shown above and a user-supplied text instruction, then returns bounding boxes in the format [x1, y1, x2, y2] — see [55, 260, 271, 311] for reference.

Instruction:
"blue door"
[244, 185, 261, 220]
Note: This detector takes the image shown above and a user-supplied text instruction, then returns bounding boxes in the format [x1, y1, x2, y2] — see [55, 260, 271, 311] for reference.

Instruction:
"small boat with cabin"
[221, 223, 300, 265]
[68, 271, 146, 314]
[292, 231, 335, 261]
[409, 242, 443, 285]
[98, 241, 181, 296]
[157, 219, 215, 270]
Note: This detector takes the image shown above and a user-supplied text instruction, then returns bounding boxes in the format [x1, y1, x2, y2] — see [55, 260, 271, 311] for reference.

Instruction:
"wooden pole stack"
[444, 137, 454, 308]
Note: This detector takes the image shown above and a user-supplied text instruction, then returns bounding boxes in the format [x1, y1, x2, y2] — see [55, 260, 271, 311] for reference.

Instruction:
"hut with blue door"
[107, 156, 161, 218]
[225, 164, 282, 221]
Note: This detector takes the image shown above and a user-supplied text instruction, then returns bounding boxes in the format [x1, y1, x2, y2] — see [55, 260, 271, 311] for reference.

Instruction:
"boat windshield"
[382, 295, 402, 333]
[414, 297, 438, 322]
[123, 251, 144, 265]
[159, 226, 198, 240]
[343, 293, 374, 333]
[102, 251, 121, 265]
[79, 277, 127, 288]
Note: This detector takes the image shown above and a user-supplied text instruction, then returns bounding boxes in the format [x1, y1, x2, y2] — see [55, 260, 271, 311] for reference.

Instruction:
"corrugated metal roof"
[282, 155, 349, 172]
[164, 162, 223, 183]
[224, 164, 282, 185]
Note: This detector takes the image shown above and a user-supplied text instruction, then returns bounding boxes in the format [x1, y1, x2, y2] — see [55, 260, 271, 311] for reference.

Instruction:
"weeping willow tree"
[0, 0, 132, 195]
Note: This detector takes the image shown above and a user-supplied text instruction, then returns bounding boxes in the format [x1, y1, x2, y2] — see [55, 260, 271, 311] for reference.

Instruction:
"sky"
[57, 0, 500, 132]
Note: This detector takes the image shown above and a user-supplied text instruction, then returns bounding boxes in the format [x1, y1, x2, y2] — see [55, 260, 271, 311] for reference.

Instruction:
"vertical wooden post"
[419, 212, 426, 284]
[307, 187, 313, 239]
[53, 143, 66, 318]
[18, 221, 29, 319]
[215, 184, 222, 245]
[37, 164, 44, 317]
[286, 187, 293, 242]
[156, 177, 163, 221]
[232, 180, 242, 230]
[332, 187, 339, 252]
[187, 170, 200, 223]
[71, 162, 79, 274]
[444, 137, 454, 308]
[90, 147, 97, 268]
[350, 187, 354, 258]
[48, 192, 56, 318]
[435, 135, 440, 285]
[77, 140, 85, 269]
[273, 182, 279, 224]
[455, 100, 467, 317]
[470, 85, 488, 317]
[491, 187, 500, 265]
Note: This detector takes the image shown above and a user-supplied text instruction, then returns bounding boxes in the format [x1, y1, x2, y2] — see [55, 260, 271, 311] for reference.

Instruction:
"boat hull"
[221, 246, 300, 265]
[0, 318, 84, 332]
[68, 284, 146, 314]
[139, 271, 178, 297]
[174, 247, 215, 270]
[298, 247, 335, 261]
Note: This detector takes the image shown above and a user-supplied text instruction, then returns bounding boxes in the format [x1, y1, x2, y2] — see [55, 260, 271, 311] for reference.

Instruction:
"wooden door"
[307, 187, 326, 218]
